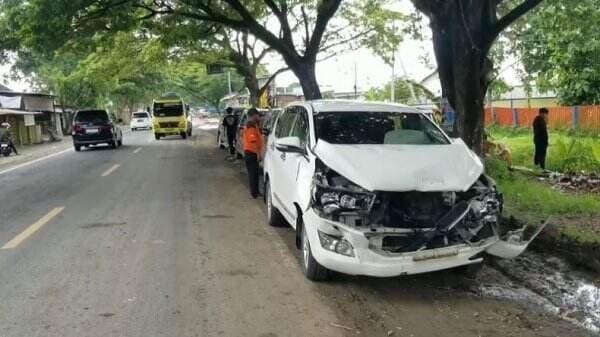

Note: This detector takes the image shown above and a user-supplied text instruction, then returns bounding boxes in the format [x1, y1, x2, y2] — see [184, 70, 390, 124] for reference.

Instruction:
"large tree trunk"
[245, 76, 260, 107]
[290, 61, 322, 100]
[429, 5, 492, 155]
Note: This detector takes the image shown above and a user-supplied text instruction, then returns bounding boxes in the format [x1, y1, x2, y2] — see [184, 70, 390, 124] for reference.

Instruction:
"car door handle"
[280, 152, 286, 160]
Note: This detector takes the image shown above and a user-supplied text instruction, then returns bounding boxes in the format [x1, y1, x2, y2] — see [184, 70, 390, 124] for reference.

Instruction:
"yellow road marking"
[101, 164, 121, 177]
[1, 207, 65, 249]
[133, 147, 142, 154]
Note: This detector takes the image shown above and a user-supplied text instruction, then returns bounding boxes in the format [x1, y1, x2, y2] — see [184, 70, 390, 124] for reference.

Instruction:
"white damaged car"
[263, 100, 545, 281]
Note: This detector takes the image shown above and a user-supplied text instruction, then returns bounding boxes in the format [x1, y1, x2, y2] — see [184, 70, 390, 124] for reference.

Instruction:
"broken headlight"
[318, 231, 355, 257]
[312, 172, 375, 215]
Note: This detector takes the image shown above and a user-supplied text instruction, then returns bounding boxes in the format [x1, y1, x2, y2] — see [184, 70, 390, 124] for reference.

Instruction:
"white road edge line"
[1, 207, 65, 249]
[133, 147, 142, 154]
[101, 164, 121, 177]
[0, 148, 73, 176]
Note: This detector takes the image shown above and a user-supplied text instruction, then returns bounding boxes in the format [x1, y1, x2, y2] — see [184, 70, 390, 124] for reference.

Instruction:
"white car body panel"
[312, 140, 484, 192]
[264, 100, 539, 278]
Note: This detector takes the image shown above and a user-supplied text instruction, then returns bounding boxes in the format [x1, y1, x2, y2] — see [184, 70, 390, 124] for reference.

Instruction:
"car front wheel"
[301, 223, 330, 281]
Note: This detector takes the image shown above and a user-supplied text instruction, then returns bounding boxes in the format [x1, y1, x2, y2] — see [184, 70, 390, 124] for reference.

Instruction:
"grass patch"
[487, 125, 600, 173]
[487, 157, 600, 244]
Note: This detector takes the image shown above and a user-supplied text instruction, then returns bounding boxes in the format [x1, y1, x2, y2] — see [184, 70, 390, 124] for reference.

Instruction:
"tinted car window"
[274, 109, 296, 138]
[314, 111, 449, 145]
[289, 107, 309, 146]
[133, 113, 148, 119]
[154, 103, 183, 117]
[75, 110, 109, 124]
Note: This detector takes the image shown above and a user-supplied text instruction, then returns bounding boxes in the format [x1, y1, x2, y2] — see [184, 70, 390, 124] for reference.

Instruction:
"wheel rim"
[302, 228, 310, 270]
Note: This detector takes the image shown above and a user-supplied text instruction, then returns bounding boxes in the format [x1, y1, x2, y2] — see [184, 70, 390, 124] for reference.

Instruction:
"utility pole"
[227, 71, 232, 94]
[391, 53, 395, 103]
[354, 62, 358, 100]
[398, 54, 417, 104]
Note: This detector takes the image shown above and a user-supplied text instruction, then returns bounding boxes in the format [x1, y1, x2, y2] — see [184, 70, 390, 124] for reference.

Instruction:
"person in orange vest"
[243, 108, 264, 198]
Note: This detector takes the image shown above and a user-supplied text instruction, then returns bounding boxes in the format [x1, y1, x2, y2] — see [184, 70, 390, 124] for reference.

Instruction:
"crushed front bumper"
[304, 208, 546, 277]
[303, 209, 500, 277]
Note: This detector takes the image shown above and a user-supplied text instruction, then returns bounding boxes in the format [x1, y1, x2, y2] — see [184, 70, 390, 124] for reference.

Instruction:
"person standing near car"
[222, 107, 238, 160]
[243, 108, 263, 198]
[0, 122, 18, 155]
[533, 107, 549, 170]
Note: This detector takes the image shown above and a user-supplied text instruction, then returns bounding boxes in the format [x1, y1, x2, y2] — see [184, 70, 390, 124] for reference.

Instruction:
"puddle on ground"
[477, 252, 600, 333]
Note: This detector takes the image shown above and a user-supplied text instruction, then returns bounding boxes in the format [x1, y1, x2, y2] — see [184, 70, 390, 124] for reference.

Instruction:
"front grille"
[159, 122, 179, 128]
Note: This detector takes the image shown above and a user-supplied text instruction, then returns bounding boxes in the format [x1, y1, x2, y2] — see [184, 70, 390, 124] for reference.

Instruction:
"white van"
[263, 100, 545, 281]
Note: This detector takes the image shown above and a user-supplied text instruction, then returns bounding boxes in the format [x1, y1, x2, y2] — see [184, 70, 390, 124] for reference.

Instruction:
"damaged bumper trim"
[303, 209, 497, 277]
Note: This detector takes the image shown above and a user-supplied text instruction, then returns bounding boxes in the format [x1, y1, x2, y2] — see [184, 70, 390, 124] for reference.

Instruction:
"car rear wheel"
[117, 138, 122, 147]
[155, 134, 161, 140]
[110, 141, 117, 149]
[301, 222, 330, 281]
[181, 132, 187, 139]
[131, 128, 136, 132]
[265, 180, 285, 227]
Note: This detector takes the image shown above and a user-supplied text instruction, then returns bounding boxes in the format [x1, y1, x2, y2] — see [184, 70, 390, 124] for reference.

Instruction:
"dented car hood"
[313, 140, 484, 192]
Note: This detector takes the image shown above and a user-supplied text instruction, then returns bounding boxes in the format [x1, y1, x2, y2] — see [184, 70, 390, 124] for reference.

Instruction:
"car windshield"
[154, 103, 183, 117]
[75, 110, 109, 124]
[133, 113, 148, 119]
[314, 111, 449, 145]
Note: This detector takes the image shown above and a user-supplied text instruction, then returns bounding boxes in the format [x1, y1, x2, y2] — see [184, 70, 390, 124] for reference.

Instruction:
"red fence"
[484, 105, 600, 129]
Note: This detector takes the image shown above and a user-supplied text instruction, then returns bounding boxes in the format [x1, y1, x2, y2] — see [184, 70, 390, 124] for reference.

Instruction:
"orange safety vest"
[243, 123, 263, 154]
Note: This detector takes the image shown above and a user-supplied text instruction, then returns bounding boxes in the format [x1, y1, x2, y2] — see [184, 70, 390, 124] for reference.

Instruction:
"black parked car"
[72, 109, 123, 151]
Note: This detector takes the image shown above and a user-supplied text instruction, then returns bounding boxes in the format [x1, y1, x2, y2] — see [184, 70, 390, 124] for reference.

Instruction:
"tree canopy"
[507, 0, 600, 105]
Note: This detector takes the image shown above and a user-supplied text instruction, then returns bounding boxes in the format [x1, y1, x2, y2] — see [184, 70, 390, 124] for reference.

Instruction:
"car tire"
[301, 222, 330, 281]
[3, 152, 10, 157]
[111, 140, 117, 149]
[131, 128, 136, 132]
[74, 144, 81, 152]
[181, 132, 187, 139]
[155, 134, 161, 140]
[118, 138, 122, 147]
[265, 180, 285, 227]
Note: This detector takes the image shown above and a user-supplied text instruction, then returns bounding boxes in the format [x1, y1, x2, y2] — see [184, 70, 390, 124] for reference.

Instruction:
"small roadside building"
[0, 89, 61, 145]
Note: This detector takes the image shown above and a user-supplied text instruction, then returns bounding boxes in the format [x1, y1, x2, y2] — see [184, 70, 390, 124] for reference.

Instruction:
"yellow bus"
[152, 93, 192, 140]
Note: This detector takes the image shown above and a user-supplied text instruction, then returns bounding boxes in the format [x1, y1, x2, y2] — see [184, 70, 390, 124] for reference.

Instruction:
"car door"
[278, 106, 311, 211]
[267, 107, 298, 221]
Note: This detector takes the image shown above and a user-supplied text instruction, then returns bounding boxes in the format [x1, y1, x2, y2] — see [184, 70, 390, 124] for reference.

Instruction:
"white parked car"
[130, 111, 152, 131]
[263, 100, 545, 281]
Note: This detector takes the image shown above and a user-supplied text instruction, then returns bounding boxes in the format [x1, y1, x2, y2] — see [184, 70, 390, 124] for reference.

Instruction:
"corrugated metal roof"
[0, 108, 42, 115]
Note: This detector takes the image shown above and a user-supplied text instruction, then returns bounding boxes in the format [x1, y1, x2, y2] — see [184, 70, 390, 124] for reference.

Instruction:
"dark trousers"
[534, 142, 547, 169]
[226, 132, 236, 155]
[244, 151, 260, 198]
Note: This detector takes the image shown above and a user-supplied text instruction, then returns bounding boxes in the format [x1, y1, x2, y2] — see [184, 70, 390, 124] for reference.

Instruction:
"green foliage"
[507, 0, 600, 105]
[366, 78, 435, 104]
[552, 138, 600, 173]
[488, 126, 600, 173]
[494, 171, 600, 216]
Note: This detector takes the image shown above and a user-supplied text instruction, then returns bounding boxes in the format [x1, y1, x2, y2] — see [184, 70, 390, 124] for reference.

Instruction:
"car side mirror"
[261, 127, 270, 136]
[275, 136, 305, 154]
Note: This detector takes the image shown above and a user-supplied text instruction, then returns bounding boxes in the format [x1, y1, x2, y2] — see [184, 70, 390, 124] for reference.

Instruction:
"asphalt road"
[0, 125, 594, 337]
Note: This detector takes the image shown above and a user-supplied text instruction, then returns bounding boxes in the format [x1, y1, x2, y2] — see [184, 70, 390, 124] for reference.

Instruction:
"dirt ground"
[210, 118, 597, 337]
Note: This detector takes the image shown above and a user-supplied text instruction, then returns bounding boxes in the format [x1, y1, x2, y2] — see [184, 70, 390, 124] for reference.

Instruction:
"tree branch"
[259, 67, 289, 94]
[305, 0, 343, 60]
[489, 0, 543, 41]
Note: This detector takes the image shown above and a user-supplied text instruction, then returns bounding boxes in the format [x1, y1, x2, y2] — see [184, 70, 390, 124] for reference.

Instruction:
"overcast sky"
[1, 0, 521, 94]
